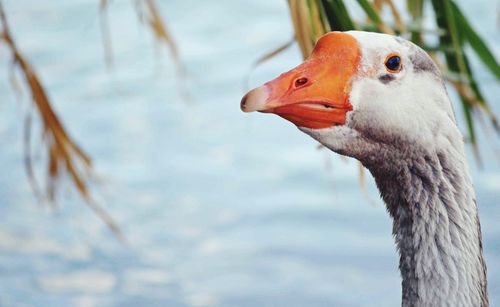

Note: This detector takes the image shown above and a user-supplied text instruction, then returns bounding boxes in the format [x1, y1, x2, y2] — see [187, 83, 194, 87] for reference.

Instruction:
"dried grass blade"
[140, 0, 183, 75]
[288, 0, 314, 58]
[244, 38, 294, 91]
[307, 0, 328, 40]
[0, 1, 121, 238]
[254, 39, 295, 68]
[356, 0, 394, 34]
[99, 0, 114, 68]
[23, 110, 44, 204]
[385, 0, 406, 33]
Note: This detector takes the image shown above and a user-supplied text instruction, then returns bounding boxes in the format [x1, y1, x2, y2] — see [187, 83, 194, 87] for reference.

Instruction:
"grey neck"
[364, 144, 488, 307]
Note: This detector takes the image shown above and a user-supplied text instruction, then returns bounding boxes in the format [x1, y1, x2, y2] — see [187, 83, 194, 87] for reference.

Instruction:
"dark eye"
[294, 77, 308, 87]
[385, 54, 402, 73]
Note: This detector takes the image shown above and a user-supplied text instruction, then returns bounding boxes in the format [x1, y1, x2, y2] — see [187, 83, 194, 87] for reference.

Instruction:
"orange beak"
[241, 32, 360, 129]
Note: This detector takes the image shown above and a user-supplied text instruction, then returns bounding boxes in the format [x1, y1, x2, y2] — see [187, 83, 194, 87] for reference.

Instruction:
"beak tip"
[240, 93, 250, 112]
[240, 86, 269, 113]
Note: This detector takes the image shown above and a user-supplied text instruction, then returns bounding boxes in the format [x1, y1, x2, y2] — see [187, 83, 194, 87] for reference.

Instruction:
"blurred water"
[0, 0, 498, 306]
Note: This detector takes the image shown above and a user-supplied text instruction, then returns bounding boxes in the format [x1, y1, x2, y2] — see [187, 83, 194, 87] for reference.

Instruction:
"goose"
[241, 31, 488, 307]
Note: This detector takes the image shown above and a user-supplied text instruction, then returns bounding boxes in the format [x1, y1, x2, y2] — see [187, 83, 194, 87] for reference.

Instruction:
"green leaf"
[315, 0, 332, 31]
[459, 95, 482, 163]
[450, 1, 500, 79]
[355, 0, 386, 32]
[320, 0, 355, 31]
[432, 0, 479, 146]
[407, 0, 424, 45]
[461, 97, 475, 142]
[442, 0, 468, 75]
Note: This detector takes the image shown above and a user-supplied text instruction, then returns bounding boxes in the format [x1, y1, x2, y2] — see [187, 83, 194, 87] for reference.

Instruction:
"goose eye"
[294, 77, 308, 88]
[385, 54, 402, 73]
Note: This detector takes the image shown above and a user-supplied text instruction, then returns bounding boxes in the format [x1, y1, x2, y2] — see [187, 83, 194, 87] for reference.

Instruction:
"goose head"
[241, 31, 489, 307]
[241, 31, 459, 165]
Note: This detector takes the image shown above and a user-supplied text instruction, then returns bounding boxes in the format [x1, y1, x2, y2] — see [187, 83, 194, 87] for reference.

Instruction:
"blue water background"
[0, 0, 498, 306]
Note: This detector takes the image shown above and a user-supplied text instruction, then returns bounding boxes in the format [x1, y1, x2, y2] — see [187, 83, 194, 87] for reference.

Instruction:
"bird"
[241, 31, 488, 307]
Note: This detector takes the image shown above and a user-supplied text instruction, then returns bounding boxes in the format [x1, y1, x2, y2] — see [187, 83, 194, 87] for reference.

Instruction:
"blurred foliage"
[0, 1, 123, 238]
[0, 0, 498, 233]
[0, 0, 178, 238]
[285, 0, 499, 159]
[100, 0, 182, 74]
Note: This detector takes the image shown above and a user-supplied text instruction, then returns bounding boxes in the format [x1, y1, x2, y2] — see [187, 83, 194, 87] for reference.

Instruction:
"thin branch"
[0, 0, 122, 239]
